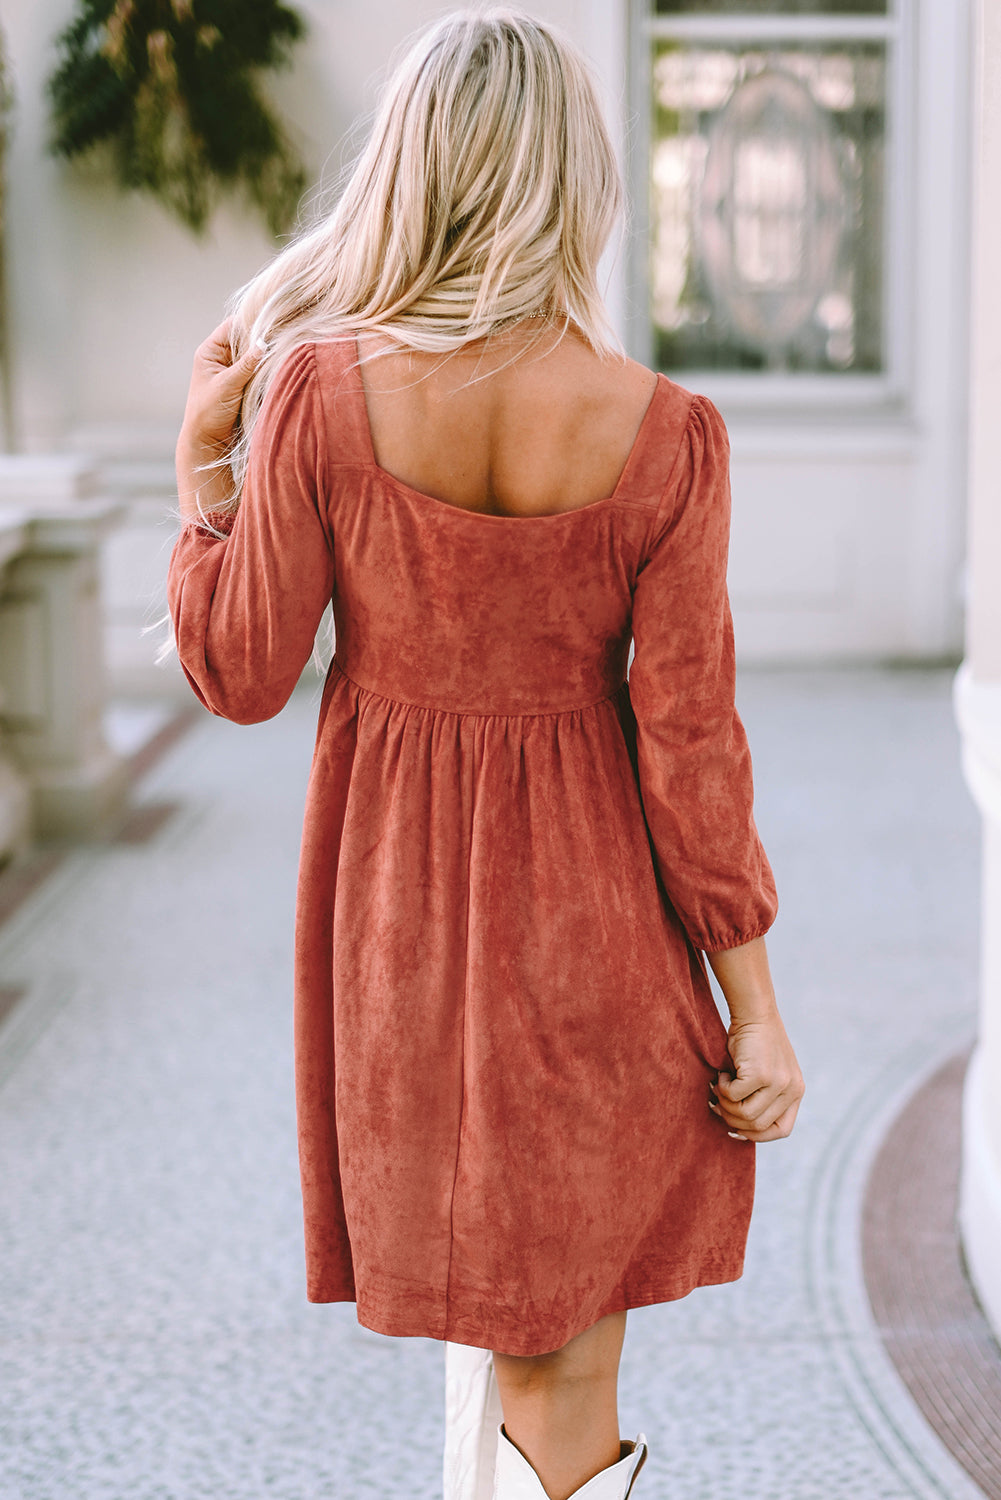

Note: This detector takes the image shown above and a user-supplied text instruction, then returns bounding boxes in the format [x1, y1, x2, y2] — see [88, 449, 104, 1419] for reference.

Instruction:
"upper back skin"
[356, 322, 660, 519]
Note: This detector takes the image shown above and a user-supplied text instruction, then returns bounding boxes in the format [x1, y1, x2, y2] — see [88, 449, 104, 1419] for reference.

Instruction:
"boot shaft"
[492, 1423, 648, 1500]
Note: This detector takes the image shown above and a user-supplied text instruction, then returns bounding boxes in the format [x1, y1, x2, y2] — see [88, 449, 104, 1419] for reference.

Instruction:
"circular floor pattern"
[862, 1046, 1001, 1499]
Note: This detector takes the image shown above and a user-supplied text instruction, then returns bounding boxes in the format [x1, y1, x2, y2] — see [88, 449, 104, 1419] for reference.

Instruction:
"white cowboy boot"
[443, 1340, 505, 1500]
[492, 1424, 648, 1500]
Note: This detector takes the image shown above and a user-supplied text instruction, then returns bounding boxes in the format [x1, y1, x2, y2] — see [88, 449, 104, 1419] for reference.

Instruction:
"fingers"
[196, 319, 266, 375]
[243, 339, 268, 369]
[716, 1063, 802, 1120]
[708, 1074, 804, 1141]
[722, 1079, 791, 1126]
[712, 1070, 779, 1129]
[223, 342, 266, 389]
[198, 319, 237, 365]
[193, 332, 266, 410]
[714, 1067, 760, 1104]
[727, 1097, 802, 1143]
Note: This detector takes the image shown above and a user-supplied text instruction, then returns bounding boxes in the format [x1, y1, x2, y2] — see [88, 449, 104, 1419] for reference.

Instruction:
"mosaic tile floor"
[0, 668, 990, 1499]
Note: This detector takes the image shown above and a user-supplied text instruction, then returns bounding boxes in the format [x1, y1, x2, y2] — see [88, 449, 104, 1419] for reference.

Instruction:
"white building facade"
[0, 0, 976, 677]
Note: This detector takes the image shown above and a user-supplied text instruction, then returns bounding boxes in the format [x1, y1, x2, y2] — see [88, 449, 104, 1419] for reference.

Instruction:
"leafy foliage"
[0, 23, 13, 162]
[46, 0, 310, 236]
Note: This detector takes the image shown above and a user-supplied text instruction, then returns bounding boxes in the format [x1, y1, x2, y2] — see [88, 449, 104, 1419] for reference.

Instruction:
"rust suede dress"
[166, 334, 778, 1358]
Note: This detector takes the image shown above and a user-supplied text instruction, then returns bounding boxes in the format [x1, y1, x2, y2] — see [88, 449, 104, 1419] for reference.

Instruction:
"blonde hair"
[192, 6, 625, 520]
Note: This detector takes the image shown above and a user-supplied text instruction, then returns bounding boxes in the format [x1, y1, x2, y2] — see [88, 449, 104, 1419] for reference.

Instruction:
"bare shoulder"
[598, 352, 659, 417]
[609, 352, 659, 399]
[569, 348, 659, 436]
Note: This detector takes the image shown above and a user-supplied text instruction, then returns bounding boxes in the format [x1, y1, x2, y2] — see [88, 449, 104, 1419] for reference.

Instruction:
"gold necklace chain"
[506, 306, 561, 323]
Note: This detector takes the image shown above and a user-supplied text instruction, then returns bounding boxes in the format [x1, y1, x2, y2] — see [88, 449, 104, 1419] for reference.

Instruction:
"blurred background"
[0, 2, 999, 1498]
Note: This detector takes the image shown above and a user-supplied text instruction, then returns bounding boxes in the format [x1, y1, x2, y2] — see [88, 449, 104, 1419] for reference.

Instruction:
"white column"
[0, 457, 129, 840]
[0, 513, 31, 859]
[955, 0, 1001, 1342]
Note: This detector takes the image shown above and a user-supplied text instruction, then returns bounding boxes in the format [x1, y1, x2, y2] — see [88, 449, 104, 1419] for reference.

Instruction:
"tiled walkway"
[0, 668, 993, 1500]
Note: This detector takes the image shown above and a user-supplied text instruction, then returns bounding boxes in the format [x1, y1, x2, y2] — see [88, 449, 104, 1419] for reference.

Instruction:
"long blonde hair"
[196, 6, 625, 517]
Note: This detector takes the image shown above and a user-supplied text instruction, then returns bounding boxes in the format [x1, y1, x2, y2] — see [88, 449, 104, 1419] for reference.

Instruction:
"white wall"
[0, 0, 973, 682]
[0, 0, 626, 455]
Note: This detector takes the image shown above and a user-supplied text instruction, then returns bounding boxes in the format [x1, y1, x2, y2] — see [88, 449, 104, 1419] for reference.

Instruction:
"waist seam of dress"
[331, 656, 629, 721]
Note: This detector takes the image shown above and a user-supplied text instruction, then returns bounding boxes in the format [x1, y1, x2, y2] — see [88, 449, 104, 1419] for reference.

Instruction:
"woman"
[167, 10, 805, 1500]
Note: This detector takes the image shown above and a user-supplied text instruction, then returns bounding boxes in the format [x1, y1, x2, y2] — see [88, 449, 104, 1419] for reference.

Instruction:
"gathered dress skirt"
[166, 334, 778, 1356]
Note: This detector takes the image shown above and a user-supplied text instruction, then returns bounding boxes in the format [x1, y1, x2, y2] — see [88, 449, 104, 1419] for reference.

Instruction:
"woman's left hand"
[709, 1013, 804, 1142]
[177, 317, 265, 459]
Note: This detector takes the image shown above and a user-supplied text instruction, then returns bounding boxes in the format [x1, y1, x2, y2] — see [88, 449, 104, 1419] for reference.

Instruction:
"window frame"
[625, 0, 915, 413]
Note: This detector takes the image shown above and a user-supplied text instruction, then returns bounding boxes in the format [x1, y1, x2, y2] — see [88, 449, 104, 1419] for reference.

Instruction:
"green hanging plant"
[45, 0, 310, 237]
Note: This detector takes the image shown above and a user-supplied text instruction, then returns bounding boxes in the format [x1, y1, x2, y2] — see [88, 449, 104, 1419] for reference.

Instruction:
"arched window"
[629, 0, 905, 400]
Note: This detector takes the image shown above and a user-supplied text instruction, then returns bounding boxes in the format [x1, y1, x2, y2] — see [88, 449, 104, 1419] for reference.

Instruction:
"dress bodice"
[320, 339, 675, 716]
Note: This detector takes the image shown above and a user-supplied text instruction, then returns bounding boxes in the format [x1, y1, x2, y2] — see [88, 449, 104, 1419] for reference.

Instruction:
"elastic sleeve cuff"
[697, 918, 776, 955]
[180, 508, 238, 538]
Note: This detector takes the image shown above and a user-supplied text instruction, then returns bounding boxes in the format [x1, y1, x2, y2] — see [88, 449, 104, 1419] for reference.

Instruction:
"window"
[655, 2, 888, 13]
[630, 1, 904, 388]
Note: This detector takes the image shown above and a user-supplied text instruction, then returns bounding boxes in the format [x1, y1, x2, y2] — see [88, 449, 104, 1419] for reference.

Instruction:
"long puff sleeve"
[628, 392, 777, 953]
[166, 342, 334, 724]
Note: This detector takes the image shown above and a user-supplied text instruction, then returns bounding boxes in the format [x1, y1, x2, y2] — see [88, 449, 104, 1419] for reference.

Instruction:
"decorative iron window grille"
[630, 1, 904, 384]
